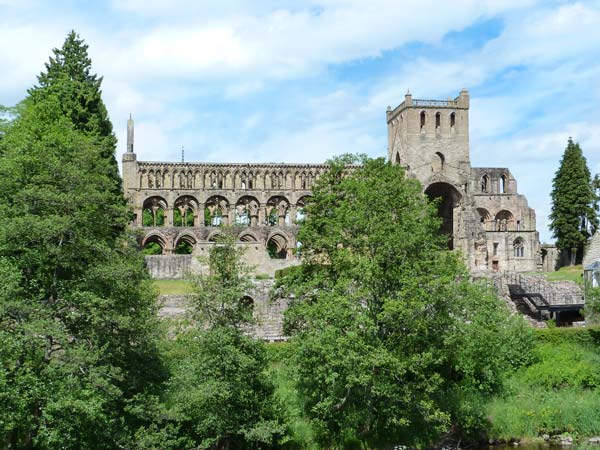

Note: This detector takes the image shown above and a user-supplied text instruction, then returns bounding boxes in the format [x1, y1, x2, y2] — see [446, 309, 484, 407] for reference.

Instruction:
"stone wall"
[157, 279, 288, 342]
[145, 255, 204, 279]
[584, 230, 600, 267]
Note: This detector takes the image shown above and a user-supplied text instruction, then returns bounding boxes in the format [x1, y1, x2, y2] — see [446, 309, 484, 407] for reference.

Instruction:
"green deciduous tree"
[278, 156, 533, 448]
[153, 233, 287, 449]
[550, 138, 598, 265]
[0, 40, 161, 449]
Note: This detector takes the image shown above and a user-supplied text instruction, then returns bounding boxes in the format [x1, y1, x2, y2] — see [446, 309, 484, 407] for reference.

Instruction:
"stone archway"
[424, 182, 462, 249]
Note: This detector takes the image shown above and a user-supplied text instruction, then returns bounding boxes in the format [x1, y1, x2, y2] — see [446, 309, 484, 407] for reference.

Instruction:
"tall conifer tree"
[550, 138, 598, 265]
[0, 34, 160, 449]
[28, 30, 121, 191]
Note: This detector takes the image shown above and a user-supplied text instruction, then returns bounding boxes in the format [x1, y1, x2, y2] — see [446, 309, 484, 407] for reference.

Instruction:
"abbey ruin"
[123, 89, 554, 279]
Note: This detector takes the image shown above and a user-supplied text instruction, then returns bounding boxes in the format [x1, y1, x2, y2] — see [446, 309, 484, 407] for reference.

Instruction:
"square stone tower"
[386, 89, 542, 272]
[386, 88, 471, 188]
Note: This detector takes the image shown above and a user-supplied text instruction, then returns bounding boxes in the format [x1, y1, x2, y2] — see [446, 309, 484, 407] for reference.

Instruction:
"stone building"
[387, 89, 547, 272]
[122, 116, 326, 277]
[123, 89, 548, 276]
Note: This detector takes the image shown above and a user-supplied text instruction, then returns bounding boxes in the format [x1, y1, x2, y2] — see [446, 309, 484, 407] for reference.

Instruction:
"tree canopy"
[150, 233, 287, 449]
[28, 30, 120, 191]
[0, 34, 160, 449]
[550, 138, 597, 264]
[278, 155, 533, 448]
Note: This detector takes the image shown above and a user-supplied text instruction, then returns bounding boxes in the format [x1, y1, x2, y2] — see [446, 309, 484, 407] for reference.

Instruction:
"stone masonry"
[386, 89, 553, 272]
[123, 90, 557, 333]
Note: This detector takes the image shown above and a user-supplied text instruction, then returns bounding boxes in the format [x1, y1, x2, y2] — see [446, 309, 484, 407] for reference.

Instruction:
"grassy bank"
[541, 265, 583, 284]
[153, 279, 193, 295]
[486, 328, 600, 440]
[266, 328, 600, 447]
[267, 344, 318, 449]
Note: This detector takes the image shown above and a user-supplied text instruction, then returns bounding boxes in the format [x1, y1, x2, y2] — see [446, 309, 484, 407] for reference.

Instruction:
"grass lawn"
[153, 279, 193, 295]
[543, 265, 583, 284]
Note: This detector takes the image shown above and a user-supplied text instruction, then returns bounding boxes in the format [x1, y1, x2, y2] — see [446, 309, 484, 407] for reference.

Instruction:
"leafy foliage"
[550, 138, 597, 263]
[277, 155, 533, 448]
[28, 30, 120, 192]
[187, 233, 254, 329]
[487, 343, 600, 440]
[0, 36, 161, 449]
[146, 232, 288, 449]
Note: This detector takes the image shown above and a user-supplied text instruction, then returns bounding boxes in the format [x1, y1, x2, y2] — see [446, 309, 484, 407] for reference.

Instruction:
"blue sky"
[1, 0, 600, 243]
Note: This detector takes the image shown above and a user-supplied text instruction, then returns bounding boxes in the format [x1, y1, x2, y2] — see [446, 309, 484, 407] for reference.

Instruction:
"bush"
[486, 342, 600, 440]
[517, 343, 600, 390]
[534, 327, 600, 348]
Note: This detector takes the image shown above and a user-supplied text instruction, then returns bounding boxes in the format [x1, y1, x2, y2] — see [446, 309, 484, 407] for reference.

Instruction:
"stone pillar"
[165, 207, 174, 226]
[289, 205, 297, 224]
[134, 207, 143, 226]
[258, 204, 266, 225]
[197, 207, 205, 226]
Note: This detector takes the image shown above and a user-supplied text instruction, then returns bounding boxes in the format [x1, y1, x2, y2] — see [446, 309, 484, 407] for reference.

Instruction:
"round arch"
[239, 231, 259, 243]
[235, 195, 260, 226]
[476, 208, 491, 230]
[174, 195, 199, 227]
[142, 196, 168, 227]
[494, 209, 514, 231]
[266, 232, 290, 259]
[267, 196, 290, 227]
[205, 195, 229, 226]
[207, 230, 225, 242]
[424, 182, 462, 249]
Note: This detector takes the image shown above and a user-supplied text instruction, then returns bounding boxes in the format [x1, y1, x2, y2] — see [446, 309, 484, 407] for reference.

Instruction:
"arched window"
[142, 196, 167, 227]
[499, 175, 507, 194]
[239, 233, 258, 243]
[205, 196, 229, 227]
[450, 112, 456, 128]
[241, 296, 254, 311]
[266, 196, 289, 227]
[513, 238, 525, 258]
[477, 208, 490, 230]
[267, 234, 289, 259]
[174, 196, 198, 227]
[432, 152, 445, 172]
[494, 210, 514, 231]
[174, 234, 196, 254]
[420, 111, 426, 129]
[481, 174, 489, 193]
[435, 112, 441, 129]
[142, 234, 166, 255]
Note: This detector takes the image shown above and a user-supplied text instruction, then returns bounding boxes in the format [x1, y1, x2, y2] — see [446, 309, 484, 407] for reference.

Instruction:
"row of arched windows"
[141, 195, 310, 228]
[477, 208, 522, 232]
[420, 111, 456, 130]
[139, 167, 322, 191]
[142, 230, 294, 260]
[480, 174, 508, 194]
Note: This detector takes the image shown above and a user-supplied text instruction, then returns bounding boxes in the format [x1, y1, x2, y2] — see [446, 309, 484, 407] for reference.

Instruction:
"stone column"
[197, 207, 205, 227]
[165, 207, 173, 226]
[258, 204, 266, 225]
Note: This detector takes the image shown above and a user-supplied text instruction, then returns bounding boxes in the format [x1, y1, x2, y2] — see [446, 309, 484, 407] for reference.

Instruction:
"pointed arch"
[142, 233, 167, 255]
[174, 232, 196, 254]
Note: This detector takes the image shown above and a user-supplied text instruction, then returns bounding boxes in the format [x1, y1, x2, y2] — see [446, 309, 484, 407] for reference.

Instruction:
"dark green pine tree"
[0, 34, 162, 449]
[550, 138, 598, 265]
[28, 30, 121, 191]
